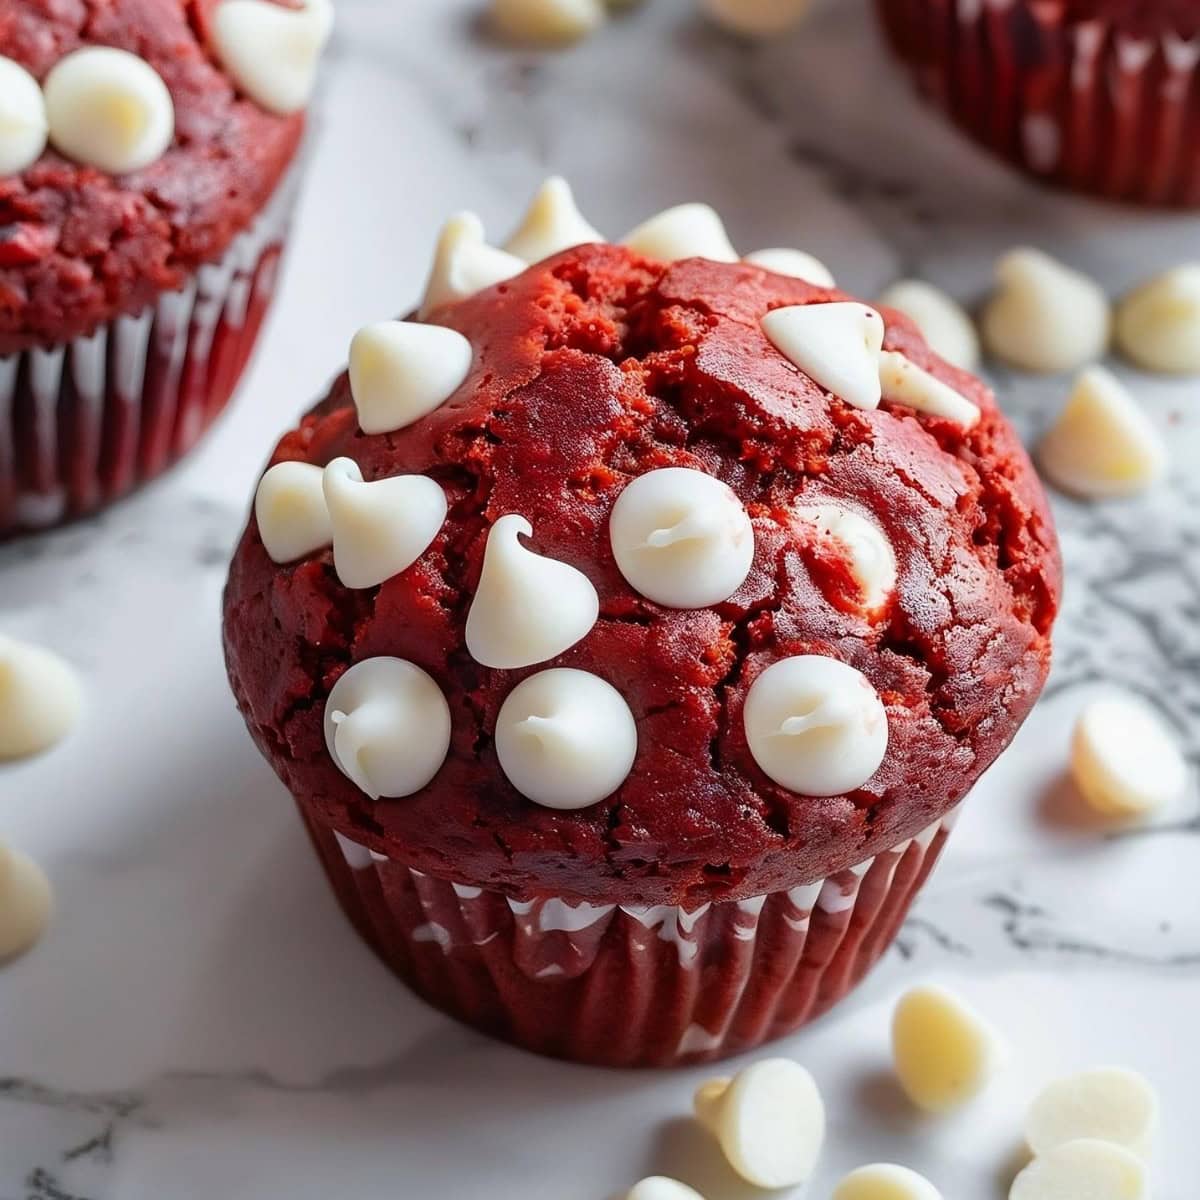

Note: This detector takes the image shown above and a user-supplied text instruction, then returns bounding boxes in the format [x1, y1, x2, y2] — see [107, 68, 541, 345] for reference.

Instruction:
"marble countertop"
[1, 1, 1198, 1196]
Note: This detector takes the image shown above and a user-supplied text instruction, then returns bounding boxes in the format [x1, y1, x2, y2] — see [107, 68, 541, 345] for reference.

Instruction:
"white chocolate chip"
[1037, 366, 1166, 499]
[1115, 264, 1200, 375]
[700, 0, 814, 38]
[1026, 1069, 1158, 1159]
[323, 458, 447, 590]
[489, 0, 607, 44]
[0, 635, 82, 761]
[744, 655, 887, 796]
[254, 461, 332, 564]
[349, 320, 473, 436]
[324, 657, 451, 799]
[495, 668, 637, 810]
[627, 1179, 706, 1200]
[621, 203, 738, 264]
[693, 1058, 825, 1189]
[0, 56, 48, 175]
[792, 503, 897, 614]
[891, 984, 1007, 1114]
[745, 247, 835, 288]
[761, 302, 885, 411]
[213, 0, 333, 115]
[465, 514, 599, 668]
[0, 844, 53, 963]
[43, 47, 174, 174]
[833, 1163, 944, 1200]
[609, 467, 754, 609]
[419, 212, 526, 319]
[1071, 694, 1187, 818]
[1009, 1139, 1147, 1200]
[981, 248, 1111, 373]
[878, 350, 981, 429]
[877, 280, 980, 372]
[504, 176, 604, 263]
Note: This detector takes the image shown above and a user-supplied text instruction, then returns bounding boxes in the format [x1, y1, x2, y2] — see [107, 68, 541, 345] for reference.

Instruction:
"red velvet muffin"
[0, 0, 332, 537]
[223, 191, 1061, 1067]
[876, 0, 1200, 206]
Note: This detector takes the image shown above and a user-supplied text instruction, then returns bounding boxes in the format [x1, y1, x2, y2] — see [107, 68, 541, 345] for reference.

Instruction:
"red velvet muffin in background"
[0, 0, 333, 538]
[875, 0, 1200, 207]
[223, 182, 1061, 1068]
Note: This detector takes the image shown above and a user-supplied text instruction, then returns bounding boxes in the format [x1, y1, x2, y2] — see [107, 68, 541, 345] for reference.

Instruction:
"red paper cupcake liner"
[0, 162, 303, 538]
[875, 0, 1200, 207]
[299, 804, 958, 1068]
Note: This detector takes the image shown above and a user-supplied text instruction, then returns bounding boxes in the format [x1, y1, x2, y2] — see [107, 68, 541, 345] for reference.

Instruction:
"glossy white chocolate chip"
[878, 350, 980, 429]
[621, 203, 738, 264]
[349, 320, 473, 435]
[0, 56, 48, 175]
[323, 458, 446, 590]
[891, 984, 1007, 1114]
[609, 468, 754, 609]
[833, 1164, 944, 1200]
[490, 0, 607, 44]
[1026, 1069, 1158, 1159]
[324, 657, 450, 799]
[1009, 1139, 1147, 1200]
[745, 247, 835, 288]
[792, 503, 897, 614]
[627, 1180, 706, 1200]
[1115, 265, 1200, 375]
[877, 279, 980, 372]
[744, 655, 887, 796]
[419, 212, 526, 319]
[700, 0, 813, 37]
[693, 1058, 825, 1189]
[0, 844, 53, 963]
[504, 176, 604, 263]
[43, 47, 174, 174]
[761, 302, 885, 411]
[0, 635, 83, 761]
[982, 248, 1111, 373]
[495, 668, 637, 810]
[213, 0, 333, 115]
[254, 461, 332, 564]
[465, 514, 599, 669]
[1037, 367, 1166, 499]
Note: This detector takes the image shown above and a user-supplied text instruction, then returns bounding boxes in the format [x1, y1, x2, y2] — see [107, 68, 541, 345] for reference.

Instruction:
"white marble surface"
[2, 1, 1199, 1196]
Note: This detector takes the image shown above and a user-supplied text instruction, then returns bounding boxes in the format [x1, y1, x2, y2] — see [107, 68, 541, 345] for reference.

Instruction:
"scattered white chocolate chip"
[693, 1058, 825, 1189]
[627, 1179, 706, 1200]
[833, 1164, 944, 1200]
[0, 56, 48, 175]
[213, 0, 333, 115]
[981, 248, 1111, 373]
[323, 458, 447, 590]
[419, 212, 526, 319]
[0, 844, 53, 963]
[609, 467, 754, 609]
[489, 0, 607, 44]
[1009, 1139, 1147, 1200]
[700, 0, 814, 38]
[465, 514, 599, 668]
[1037, 367, 1166, 499]
[0, 635, 82, 761]
[349, 320, 473, 436]
[745, 247, 835, 288]
[504, 176, 604, 263]
[877, 279, 980, 372]
[254, 461, 332, 564]
[792, 503, 897, 614]
[878, 350, 980, 429]
[1115, 265, 1200, 375]
[621, 203, 738, 264]
[494, 668, 637, 810]
[891, 984, 1007, 1114]
[744, 655, 887, 796]
[43, 47, 174, 174]
[324, 657, 451, 799]
[761, 302, 885, 411]
[1026, 1069, 1158, 1159]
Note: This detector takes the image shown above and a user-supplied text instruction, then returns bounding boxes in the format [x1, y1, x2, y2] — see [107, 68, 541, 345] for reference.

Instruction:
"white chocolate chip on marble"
[465, 514, 599, 668]
[693, 1058, 825, 1189]
[891, 984, 1007, 1114]
[700, 0, 814, 38]
[791, 503, 897, 614]
[0, 56, 48, 175]
[981, 248, 1111, 373]
[761, 302, 885, 411]
[745, 247, 835, 288]
[622, 203, 738, 264]
[349, 320, 473, 435]
[323, 458, 447, 590]
[0, 635, 83, 761]
[609, 467, 754, 609]
[1009, 1139, 1147, 1200]
[504, 176, 604, 263]
[877, 280, 980, 371]
[0, 844, 53, 963]
[627, 1180, 706, 1200]
[419, 212, 526, 319]
[495, 668, 637, 810]
[43, 47, 174, 174]
[1026, 1068, 1159, 1159]
[324, 657, 451, 799]
[489, 0, 607, 44]
[1115, 265, 1200, 375]
[878, 350, 980, 429]
[1037, 367, 1166, 499]
[255, 461, 332, 564]
[744, 656, 887, 796]
[833, 1163, 944, 1200]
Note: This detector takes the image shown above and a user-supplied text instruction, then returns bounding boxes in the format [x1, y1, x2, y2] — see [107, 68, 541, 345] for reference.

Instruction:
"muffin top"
[0, 0, 328, 355]
[223, 231, 1061, 908]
